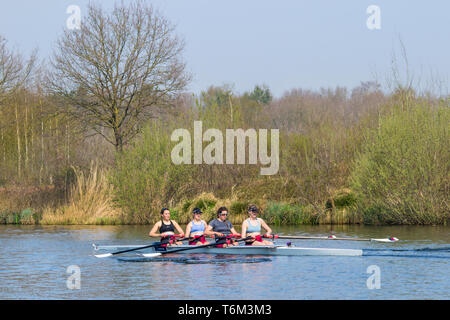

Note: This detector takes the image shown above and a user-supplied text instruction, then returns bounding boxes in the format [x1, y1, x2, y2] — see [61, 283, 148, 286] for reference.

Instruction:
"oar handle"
[161, 234, 185, 239]
[263, 234, 279, 239]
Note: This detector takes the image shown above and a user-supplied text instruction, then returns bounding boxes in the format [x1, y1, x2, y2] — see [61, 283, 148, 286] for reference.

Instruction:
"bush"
[194, 198, 217, 211]
[351, 99, 449, 224]
[326, 189, 357, 209]
[230, 201, 249, 215]
[0, 211, 13, 224]
[20, 208, 35, 224]
[182, 200, 193, 213]
[262, 201, 316, 225]
[175, 193, 248, 224]
[110, 123, 194, 223]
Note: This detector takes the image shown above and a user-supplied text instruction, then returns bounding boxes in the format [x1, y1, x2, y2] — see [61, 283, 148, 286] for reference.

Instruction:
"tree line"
[0, 1, 448, 225]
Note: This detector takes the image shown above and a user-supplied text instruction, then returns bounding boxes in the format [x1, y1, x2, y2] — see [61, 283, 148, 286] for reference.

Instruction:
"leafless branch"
[47, 1, 191, 151]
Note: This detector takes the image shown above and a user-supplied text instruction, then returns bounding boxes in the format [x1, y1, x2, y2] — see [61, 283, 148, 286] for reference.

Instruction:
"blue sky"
[0, 0, 448, 97]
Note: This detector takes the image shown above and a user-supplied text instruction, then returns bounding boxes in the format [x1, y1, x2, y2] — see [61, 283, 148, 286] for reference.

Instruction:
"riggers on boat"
[93, 243, 363, 257]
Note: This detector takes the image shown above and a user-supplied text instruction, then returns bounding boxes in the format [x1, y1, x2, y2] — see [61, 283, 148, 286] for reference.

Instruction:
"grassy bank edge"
[1, 197, 447, 226]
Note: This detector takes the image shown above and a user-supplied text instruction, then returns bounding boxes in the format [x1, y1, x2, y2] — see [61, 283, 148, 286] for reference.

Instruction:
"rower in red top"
[241, 204, 273, 245]
[149, 207, 184, 246]
[185, 207, 210, 245]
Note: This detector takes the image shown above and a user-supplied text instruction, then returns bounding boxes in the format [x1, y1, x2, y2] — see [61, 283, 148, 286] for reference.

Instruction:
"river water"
[0, 224, 448, 299]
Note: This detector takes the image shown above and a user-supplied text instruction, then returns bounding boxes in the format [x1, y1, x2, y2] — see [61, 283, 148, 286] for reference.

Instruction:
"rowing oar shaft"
[142, 236, 252, 258]
[95, 236, 191, 258]
[268, 235, 399, 242]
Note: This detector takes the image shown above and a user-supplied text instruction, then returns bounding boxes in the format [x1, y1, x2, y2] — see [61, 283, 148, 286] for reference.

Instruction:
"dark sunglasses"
[219, 213, 228, 216]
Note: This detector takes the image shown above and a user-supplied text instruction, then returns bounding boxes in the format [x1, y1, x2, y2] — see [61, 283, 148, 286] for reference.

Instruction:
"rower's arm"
[241, 221, 248, 238]
[149, 222, 161, 237]
[184, 222, 192, 238]
[230, 227, 239, 235]
[205, 224, 214, 236]
[205, 224, 222, 237]
[260, 219, 272, 235]
[173, 221, 184, 236]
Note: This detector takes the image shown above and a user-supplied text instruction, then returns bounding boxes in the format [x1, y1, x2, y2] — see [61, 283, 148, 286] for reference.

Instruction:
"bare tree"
[48, 1, 190, 151]
[0, 36, 36, 105]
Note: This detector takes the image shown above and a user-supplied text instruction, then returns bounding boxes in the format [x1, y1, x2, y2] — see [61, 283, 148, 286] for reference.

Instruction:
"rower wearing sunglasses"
[185, 207, 210, 245]
[241, 204, 273, 245]
[205, 206, 240, 247]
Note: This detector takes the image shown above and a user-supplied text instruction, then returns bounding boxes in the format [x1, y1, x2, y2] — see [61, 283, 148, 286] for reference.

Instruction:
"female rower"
[149, 207, 184, 246]
[241, 204, 273, 246]
[205, 206, 240, 247]
[185, 208, 210, 245]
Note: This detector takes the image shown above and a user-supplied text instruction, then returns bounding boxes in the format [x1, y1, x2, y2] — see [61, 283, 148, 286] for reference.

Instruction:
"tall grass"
[262, 202, 316, 225]
[40, 163, 123, 224]
[174, 193, 247, 224]
[171, 196, 361, 226]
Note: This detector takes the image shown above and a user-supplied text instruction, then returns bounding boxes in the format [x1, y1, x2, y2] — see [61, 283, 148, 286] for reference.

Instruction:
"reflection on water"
[0, 224, 449, 299]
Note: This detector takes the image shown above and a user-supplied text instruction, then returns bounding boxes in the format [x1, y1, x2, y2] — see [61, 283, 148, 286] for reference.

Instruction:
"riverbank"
[1, 95, 448, 226]
[1, 188, 447, 226]
[1, 89, 448, 226]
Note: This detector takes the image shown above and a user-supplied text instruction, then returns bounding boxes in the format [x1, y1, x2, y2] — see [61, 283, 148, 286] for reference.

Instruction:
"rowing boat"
[93, 244, 363, 257]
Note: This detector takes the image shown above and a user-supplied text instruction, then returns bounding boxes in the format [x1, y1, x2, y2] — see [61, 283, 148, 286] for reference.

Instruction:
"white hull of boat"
[93, 244, 363, 256]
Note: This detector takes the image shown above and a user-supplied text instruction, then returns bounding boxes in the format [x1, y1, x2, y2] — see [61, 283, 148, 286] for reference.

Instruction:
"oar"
[95, 235, 190, 258]
[141, 236, 253, 258]
[264, 234, 399, 243]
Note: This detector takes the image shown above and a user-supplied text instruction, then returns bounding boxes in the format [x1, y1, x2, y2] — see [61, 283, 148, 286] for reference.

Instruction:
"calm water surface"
[0, 224, 449, 299]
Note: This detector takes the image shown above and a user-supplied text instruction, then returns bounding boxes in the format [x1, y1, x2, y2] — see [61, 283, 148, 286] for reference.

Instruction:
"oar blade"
[371, 237, 399, 242]
[141, 253, 162, 258]
[95, 253, 113, 258]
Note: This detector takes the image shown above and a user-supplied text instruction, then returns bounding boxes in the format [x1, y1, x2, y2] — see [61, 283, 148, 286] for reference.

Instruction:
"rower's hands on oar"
[160, 234, 184, 239]
[141, 235, 254, 258]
